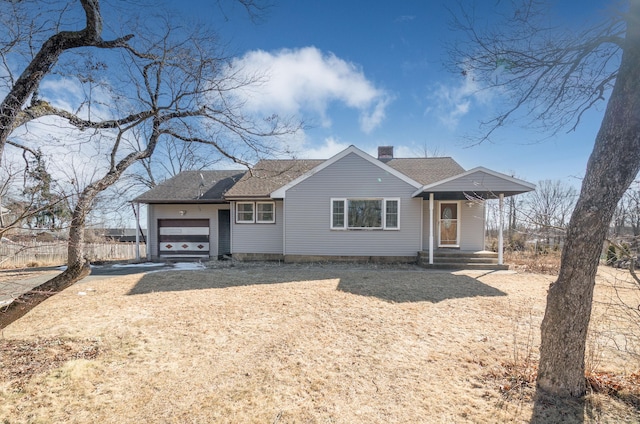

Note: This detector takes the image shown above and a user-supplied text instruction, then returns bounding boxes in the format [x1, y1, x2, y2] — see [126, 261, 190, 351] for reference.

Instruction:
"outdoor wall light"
[179, 210, 187, 216]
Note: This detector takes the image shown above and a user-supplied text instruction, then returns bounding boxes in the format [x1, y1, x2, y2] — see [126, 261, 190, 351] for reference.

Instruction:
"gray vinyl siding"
[147, 204, 228, 259]
[422, 200, 432, 252]
[231, 200, 284, 254]
[459, 202, 485, 250]
[284, 152, 422, 257]
[421, 200, 485, 251]
[430, 171, 531, 192]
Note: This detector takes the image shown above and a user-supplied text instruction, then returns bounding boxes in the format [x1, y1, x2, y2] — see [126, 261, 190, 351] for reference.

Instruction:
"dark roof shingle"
[386, 157, 465, 185]
[224, 159, 324, 198]
[133, 170, 246, 203]
[134, 156, 467, 201]
[226, 157, 465, 197]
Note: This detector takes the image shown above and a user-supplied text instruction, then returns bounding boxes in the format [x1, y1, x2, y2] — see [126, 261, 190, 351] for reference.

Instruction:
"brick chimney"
[377, 146, 394, 161]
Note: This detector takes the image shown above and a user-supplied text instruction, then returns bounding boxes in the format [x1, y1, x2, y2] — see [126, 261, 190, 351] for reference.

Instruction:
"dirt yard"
[1, 263, 640, 423]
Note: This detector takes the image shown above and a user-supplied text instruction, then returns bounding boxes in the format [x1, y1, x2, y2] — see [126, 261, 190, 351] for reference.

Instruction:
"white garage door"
[158, 219, 210, 257]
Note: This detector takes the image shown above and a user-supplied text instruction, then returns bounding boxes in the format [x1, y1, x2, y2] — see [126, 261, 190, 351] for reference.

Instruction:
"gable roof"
[384, 157, 465, 185]
[224, 159, 324, 199]
[412, 167, 536, 199]
[133, 170, 246, 204]
[270, 146, 428, 198]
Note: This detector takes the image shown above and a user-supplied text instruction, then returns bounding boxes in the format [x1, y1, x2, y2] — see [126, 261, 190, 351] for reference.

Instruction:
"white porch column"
[498, 193, 504, 265]
[135, 202, 141, 261]
[429, 193, 434, 265]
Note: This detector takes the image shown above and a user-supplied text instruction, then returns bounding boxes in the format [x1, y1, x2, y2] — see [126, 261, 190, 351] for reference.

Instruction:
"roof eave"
[271, 145, 423, 198]
[412, 190, 534, 200]
[412, 166, 536, 197]
[224, 195, 275, 201]
[133, 199, 230, 204]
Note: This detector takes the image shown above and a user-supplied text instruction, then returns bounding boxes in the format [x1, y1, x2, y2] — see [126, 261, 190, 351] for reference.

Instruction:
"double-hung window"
[256, 202, 275, 223]
[236, 202, 255, 223]
[385, 199, 399, 229]
[236, 201, 275, 223]
[331, 198, 399, 230]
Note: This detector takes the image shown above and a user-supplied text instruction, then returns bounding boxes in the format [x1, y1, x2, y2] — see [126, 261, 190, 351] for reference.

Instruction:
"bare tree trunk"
[537, 3, 640, 396]
[0, 188, 95, 330]
[0, 0, 132, 163]
[0, 123, 162, 330]
[0, 262, 90, 330]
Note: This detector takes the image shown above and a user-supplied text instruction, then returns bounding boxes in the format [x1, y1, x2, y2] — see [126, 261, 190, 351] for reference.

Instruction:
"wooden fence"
[0, 241, 147, 268]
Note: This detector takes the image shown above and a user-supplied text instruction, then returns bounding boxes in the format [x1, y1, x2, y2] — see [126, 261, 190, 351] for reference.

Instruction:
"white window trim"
[236, 201, 255, 223]
[256, 201, 276, 224]
[384, 198, 401, 230]
[330, 198, 347, 230]
[330, 197, 400, 231]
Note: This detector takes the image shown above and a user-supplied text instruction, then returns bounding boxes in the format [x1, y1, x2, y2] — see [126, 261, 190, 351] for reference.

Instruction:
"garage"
[158, 219, 210, 257]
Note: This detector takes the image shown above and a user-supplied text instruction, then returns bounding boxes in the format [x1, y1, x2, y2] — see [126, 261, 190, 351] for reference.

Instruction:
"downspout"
[282, 198, 286, 259]
[498, 193, 504, 265]
[230, 201, 234, 256]
[429, 193, 434, 265]
[419, 197, 423, 252]
[135, 202, 140, 261]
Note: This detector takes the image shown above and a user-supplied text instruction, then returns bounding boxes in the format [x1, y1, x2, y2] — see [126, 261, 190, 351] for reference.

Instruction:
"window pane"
[386, 200, 398, 228]
[348, 200, 382, 228]
[332, 200, 344, 228]
[257, 203, 274, 222]
[237, 203, 254, 222]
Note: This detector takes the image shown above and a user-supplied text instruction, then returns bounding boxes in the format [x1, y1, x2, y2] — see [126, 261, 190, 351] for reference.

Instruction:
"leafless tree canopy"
[0, 0, 299, 330]
[448, 0, 624, 142]
[450, 0, 640, 400]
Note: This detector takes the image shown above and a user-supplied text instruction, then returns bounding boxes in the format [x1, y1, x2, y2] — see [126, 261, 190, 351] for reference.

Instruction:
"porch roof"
[412, 167, 535, 200]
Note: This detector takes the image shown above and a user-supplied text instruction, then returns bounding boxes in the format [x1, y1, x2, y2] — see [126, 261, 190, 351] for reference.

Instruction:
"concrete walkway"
[0, 263, 177, 306]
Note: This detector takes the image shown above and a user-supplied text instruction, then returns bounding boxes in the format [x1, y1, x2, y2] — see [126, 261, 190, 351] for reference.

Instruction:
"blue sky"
[162, 0, 615, 187]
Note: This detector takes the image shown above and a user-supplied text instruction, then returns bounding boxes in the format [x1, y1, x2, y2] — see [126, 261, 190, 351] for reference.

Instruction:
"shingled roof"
[133, 170, 246, 203]
[226, 156, 465, 198]
[224, 159, 324, 199]
[134, 150, 468, 202]
[385, 158, 465, 185]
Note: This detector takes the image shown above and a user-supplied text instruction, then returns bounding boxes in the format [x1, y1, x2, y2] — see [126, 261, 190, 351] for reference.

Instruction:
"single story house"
[133, 145, 535, 268]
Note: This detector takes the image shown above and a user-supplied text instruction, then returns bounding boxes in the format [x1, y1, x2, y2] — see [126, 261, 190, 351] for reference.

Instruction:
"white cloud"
[40, 77, 118, 121]
[228, 47, 392, 133]
[295, 137, 352, 159]
[429, 67, 494, 130]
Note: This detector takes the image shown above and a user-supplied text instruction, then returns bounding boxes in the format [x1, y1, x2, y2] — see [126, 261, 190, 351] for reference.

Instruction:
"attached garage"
[158, 219, 210, 257]
[133, 170, 246, 260]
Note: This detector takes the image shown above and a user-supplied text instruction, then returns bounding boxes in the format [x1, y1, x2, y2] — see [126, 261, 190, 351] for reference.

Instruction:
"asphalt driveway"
[0, 262, 183, 306]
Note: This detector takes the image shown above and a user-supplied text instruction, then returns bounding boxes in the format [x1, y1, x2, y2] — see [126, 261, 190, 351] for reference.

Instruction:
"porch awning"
[412, 167, 535, 200]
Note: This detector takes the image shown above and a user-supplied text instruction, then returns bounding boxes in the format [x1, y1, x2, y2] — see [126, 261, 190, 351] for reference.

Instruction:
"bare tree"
[611, 185, 640, 242]
[449, 0, 640, 397]
[412, 141, 445, 158]
[523, 179, 577, 248]
[134, 136, 224, 189]
[0, 2, 298, 329]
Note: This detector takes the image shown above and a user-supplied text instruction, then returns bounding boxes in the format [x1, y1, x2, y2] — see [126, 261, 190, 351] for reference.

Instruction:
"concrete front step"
[427, 257, 499, 264]
[417, 250, 508, 270]
[420, 262, 509, 270]
[418, 250, 498, 259]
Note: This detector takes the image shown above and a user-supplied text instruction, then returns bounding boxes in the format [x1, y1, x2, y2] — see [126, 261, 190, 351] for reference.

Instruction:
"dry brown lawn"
[1, 262, 640, 423]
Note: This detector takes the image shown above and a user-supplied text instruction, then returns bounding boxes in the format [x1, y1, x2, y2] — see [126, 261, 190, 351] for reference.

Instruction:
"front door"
[217, 210, 231, 258]
[439, 202, 459, 247]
